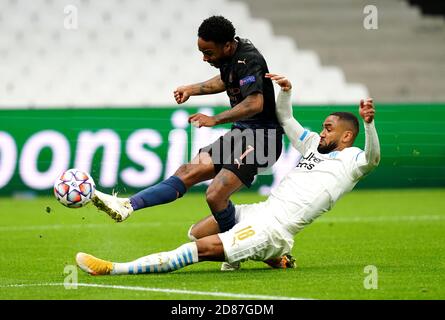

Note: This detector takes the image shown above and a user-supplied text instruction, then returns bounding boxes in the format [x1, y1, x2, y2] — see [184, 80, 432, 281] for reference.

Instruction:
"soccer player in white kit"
[76, 74, 380, 276]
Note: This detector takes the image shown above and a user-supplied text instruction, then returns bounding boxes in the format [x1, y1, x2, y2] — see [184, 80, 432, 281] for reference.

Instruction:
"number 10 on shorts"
[232, 225, 256, 245]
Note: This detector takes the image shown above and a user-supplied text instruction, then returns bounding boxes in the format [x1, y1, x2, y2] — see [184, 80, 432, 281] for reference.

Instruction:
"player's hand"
[359, 98, 375, 123]
[174, 86, 191, 104]
[188, 113, 217, 128]
[265, 73, 292, 91]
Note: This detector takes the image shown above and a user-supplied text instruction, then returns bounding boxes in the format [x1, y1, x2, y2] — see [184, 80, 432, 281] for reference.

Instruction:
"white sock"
[112, 242, 199, 275]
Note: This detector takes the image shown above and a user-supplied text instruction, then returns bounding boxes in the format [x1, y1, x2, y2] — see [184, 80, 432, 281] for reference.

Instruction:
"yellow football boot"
[76, 252, 113, 276]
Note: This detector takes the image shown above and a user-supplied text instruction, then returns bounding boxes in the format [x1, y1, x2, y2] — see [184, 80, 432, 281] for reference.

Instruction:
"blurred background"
[0, 0, 444, 196]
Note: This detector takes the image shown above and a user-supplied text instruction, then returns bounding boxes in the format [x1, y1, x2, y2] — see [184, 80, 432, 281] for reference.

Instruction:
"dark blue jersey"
[219, 37, 283, 132]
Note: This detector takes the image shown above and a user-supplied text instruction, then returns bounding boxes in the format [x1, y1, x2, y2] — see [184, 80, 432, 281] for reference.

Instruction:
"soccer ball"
[54, 169, 95, 208]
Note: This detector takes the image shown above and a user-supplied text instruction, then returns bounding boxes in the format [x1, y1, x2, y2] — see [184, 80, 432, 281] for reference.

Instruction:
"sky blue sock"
[130, 176, 187, 210]
[213, 201, 236, 233]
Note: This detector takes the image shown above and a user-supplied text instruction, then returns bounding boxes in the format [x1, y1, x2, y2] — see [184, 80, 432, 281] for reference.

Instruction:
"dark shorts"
[199, 128, 283, 187]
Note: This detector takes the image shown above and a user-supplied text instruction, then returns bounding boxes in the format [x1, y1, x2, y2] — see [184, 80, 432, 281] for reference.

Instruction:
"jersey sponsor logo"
[296, 152, 324, 170]
[239, 75, 256, 86]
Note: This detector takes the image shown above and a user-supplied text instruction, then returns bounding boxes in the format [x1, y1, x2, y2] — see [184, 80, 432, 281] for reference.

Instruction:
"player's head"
[197, 15, 236, 68]
[317, 112, 359, 153]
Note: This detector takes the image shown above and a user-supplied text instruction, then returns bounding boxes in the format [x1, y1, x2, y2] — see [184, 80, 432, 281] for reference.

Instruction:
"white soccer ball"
[54, 169, 96, 208]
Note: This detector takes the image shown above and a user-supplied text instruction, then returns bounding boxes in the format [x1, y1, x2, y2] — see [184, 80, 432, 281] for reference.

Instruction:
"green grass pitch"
[0, 189, 444, 300]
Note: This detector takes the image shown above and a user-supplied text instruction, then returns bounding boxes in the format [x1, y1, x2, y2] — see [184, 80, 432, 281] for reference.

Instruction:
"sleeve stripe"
[299, 130, 309, 141]
[355, 151, 364, 161]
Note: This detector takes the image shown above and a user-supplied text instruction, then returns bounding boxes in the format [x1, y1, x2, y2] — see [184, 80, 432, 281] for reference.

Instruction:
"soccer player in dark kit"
[92, 17, 284, 270]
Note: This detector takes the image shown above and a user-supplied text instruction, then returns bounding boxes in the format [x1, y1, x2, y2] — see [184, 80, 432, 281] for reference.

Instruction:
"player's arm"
[188, 93, 263, 127]
[174, 75, 225, 104]
[355, 99, 381, 176]
[266, 73, 315, 153]
[188, 59, 266, 127]
[214, 92, 263, 125]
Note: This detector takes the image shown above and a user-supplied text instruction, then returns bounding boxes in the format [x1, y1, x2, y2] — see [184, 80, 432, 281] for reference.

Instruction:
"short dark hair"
[330, 112, 359, 138]
[198, 15, 235, 44]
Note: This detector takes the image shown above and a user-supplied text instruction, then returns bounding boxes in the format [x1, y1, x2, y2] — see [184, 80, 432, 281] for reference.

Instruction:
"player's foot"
[92, 190, 133, 222]
[76, 252, 113, 276]
[264, 254, 297, 269]
[220, 261, 241, 271]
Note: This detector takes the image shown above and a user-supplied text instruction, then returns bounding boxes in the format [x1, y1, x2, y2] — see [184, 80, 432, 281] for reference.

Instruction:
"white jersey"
[221, 135, 378, 262]
[219, 89, 380, 263]
[267, 89, 381, 234]
[272, 132, 366, 203]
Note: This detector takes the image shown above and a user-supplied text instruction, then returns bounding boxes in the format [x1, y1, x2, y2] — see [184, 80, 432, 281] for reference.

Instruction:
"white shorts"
[218, 200, 294, 264]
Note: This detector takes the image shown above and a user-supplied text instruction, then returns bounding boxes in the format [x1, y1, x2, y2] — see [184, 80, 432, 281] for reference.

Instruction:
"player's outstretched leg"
[92, 154, 215, 222]
[76, 235, 225, 276]
[76, 242, 199, 276]
[92, 175, 186, 222]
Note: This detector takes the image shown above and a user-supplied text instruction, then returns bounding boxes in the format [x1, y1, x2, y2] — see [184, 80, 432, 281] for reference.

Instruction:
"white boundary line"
[0, 283, 312, 300]
[1, 215, 443, 232]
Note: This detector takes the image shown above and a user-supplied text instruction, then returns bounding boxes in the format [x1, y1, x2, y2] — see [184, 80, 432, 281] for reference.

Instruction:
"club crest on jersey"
[329, 151, 339, 159]
[239, 75, 255, 86]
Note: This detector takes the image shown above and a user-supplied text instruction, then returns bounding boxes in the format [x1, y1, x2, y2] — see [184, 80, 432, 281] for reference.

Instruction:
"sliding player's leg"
[76, 210, 293, 276]
[76, 234, 225, 276]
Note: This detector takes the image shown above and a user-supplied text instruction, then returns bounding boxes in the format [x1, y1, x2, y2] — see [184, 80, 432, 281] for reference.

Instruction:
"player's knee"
[174, 164, 196, 186]
[205, 187, 221, 208]
[187, 224, 198, 241]
[174, 164, 191, 179]
[175, 163, 212, 188]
